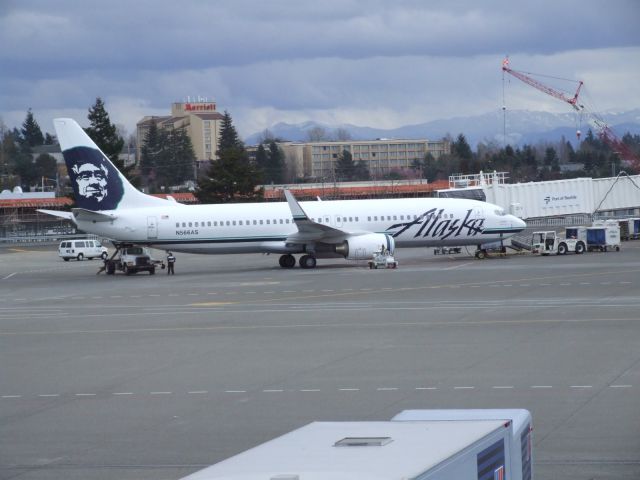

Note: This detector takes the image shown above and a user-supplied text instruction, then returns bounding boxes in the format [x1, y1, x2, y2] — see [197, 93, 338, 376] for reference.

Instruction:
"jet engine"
[334, 233, 395, 260]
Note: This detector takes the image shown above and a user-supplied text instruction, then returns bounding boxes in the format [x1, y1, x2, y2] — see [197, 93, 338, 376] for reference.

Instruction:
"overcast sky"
[1, 0, 639, 139]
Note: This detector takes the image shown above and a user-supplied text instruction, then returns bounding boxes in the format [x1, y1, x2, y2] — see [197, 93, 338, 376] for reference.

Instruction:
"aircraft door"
[147, 216, 158, 239]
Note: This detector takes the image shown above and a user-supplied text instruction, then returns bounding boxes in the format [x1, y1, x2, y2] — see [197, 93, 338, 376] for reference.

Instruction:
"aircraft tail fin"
[53, 118, 167, 211]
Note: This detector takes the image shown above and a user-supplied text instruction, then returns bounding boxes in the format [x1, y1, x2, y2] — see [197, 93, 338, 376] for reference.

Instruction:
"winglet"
[284, 190, 308, 221]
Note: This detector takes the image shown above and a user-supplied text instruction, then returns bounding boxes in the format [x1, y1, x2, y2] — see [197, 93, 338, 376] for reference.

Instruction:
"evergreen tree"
[255, 143, 268, 174]
[335, 149, 355, 181]
[353, 160, 370, 181]
[265, 141, 285, 184]
[195, 111, 263, 203]
[21, 109, 44, 147]
[44, 133, 57, 145]
[140, 122, 163, 190]
[85, 97, 129, 177]
[217, 111, 241, 151]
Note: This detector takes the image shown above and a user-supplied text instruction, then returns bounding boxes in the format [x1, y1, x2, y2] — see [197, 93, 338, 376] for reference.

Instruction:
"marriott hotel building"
[136, 101, 224, 164]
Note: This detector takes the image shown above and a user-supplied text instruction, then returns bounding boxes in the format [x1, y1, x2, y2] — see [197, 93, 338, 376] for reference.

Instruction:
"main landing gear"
[278, 254, 317, 269]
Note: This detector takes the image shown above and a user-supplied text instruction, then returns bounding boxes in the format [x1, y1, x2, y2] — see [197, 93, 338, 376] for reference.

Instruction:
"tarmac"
[1, 242, 639, 480]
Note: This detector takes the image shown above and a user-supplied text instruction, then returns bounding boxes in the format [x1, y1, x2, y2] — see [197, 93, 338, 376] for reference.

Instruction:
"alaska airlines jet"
[39, 118, 526, 268]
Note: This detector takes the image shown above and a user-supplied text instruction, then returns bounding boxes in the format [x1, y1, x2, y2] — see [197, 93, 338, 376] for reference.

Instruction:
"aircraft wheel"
[299, 255, 317, 269]
[279, 254, 296, 269]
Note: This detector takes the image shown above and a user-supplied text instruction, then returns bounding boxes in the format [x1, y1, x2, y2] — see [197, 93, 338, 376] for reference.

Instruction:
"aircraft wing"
[284, 190, 353, 243]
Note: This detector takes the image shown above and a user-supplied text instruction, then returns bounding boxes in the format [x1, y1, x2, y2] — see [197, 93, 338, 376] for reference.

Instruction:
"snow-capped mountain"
[244, 109, 640, 148]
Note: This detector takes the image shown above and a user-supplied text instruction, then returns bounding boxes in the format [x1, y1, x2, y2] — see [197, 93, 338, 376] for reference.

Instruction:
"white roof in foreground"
[182, 420, 505, 480]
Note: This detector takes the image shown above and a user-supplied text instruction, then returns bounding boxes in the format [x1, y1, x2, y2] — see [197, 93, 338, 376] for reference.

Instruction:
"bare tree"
[333, 127, 352, 141]
[306, 126, 327, 143]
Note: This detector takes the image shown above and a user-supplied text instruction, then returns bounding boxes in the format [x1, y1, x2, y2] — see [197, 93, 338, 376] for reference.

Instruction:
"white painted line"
[225, 390, 247, 393]
[415, 387, 438, 390]
[262, 389, 283, 393]
[207, 292, 218, 295]
[503, 284, 513, 287]
[113, 392, 133, 395]
[187, 293, 199, 296]
[150, 391, 172, 395]
[539, 283, 552, 286]
[376, 387, 398, 391]
[454, 386, 475, 390]
[300, 389, 321, 392]
[531, 385, 552, 389]
[619, 281, 632, 285]
[188, 391, 208, 394]
[579, 282, 591, 285]
[2, 395, 22, 398]
[110, 295, 122, 298]
[492, 386, 514, 389]
[519, 284, 530, 287]
[570, 385, 593, 389]
[149, 294, 161, 297]
[609, 384, 632, 388]
[559, 283, 571, 286]
[75, 393, 96, 397]
[283, 290, 296, 293]
[339, 388, 360, 391]
[39, 394, 60, 397]
[1, 272, 17, 280]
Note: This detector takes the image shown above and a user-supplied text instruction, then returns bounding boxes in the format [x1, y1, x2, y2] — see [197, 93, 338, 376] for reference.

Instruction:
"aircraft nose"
[512, 215, 527, 231]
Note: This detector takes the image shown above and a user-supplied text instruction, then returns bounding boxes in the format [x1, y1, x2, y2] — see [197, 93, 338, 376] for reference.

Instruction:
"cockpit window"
[495, 209, 506, 216]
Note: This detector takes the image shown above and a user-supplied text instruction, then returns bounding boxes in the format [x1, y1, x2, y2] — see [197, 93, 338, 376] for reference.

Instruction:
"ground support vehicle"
[368, 250, 398, 269]
[531, 230, 586, 255]
[619, 218, 640, 240]
[59, 238, 108, 261]
[586, 225, 621, 252]
[105, 245, 163, 275]
[181, 409, 533, 480]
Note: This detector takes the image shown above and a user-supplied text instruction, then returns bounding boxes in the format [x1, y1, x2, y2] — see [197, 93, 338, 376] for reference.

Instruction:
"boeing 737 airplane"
[40, 118, 526, 268]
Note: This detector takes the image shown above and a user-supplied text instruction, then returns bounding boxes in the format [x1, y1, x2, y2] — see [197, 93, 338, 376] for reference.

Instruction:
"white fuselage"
[75, 197, 525, 255]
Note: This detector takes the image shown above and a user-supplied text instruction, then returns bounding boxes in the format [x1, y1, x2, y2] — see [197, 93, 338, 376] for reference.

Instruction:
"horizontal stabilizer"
[72, 208, 117, 222]
[37, 209, 74, 220]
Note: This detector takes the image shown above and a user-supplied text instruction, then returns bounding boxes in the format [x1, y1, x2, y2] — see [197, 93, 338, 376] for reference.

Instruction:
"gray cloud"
[1, 1, 639, 137]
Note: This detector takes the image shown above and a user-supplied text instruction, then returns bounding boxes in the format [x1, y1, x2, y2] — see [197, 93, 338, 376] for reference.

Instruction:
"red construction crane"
[501, 57, 639, 172]
[502, 57, 584, 111]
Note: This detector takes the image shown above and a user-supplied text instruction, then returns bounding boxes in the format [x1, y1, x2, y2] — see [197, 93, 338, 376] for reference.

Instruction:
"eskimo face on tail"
[64, 146, 124, 211]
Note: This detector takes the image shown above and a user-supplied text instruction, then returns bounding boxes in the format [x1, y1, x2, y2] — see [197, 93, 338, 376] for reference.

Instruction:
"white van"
[58, 239, 108, 261]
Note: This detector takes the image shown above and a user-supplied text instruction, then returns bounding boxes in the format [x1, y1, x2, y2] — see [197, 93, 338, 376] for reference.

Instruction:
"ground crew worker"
[166, 251, 176, 275]
[96, 258, 108, 275]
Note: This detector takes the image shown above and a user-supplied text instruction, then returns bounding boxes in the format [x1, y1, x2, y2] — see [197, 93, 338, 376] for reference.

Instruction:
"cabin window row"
[173, 213, 446, 229]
